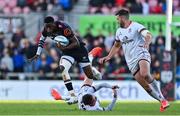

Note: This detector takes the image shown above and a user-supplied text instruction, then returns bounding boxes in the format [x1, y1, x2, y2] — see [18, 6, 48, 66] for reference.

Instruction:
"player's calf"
[82, 65, 95, 79]
[59, 65, 76, 97]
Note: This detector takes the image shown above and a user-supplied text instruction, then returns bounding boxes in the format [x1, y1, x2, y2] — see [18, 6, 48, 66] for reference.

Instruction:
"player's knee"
[60, 65, 71, 80]
[59, 65, 65, 73]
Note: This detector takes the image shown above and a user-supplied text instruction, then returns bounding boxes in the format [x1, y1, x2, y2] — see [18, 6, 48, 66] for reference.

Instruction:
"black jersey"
[42, 21, 85, 46]
[36, 21, 89, 63]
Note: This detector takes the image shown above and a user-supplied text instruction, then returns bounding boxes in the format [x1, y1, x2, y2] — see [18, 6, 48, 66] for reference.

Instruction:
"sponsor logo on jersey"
[122, 36, 134, 44]
[64, 28, 71, 36]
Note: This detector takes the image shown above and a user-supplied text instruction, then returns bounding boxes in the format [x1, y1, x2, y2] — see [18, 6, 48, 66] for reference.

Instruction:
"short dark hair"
[115, 9, 129, 19]
[44, 16, 54, 24]
[82, 94, 94, 105]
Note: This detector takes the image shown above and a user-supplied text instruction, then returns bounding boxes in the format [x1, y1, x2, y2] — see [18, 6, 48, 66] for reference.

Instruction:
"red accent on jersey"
[64, 28, 72, 36]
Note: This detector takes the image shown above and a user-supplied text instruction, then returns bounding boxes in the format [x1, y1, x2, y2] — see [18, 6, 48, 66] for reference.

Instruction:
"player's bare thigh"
[138, 60, 153, 83]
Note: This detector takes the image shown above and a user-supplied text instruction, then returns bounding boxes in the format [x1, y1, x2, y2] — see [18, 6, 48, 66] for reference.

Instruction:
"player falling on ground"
[99, 9, 169, 112]
[51, 80, 118, 111]
[51, 47, 118, 111]
[29, 16, 102, 104]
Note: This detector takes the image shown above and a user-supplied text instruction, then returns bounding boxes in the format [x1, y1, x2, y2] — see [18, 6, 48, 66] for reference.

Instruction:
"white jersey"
[77, 84, 117, 111]
[78, 85, 103, 111]
[115, 22, 151, 73]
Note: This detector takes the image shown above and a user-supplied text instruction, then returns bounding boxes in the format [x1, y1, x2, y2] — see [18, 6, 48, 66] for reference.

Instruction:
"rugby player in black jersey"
[29, 16, 102, 104]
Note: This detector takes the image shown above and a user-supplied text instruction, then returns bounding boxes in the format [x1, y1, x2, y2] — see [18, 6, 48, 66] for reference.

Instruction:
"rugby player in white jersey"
[51, 78, 118, 111]
[99, 9, 169, 112]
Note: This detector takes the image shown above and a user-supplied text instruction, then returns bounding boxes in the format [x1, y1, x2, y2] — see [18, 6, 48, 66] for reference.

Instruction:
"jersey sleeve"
[136, 22, 147, 34]
[63, 23, 75, 38]
[104, 97, 117, 111]
[115, 29, 121, 42]
[36, 35, 46, 55]
[94, 83, 112, 92]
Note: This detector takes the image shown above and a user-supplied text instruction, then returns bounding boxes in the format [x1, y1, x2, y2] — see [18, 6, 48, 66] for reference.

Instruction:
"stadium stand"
[0, 0, 78, 14]
[88, 0, 180, 15]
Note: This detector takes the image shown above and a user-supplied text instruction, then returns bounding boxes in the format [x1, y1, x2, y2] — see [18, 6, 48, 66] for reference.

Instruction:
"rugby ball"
[54, 35, 69, 46]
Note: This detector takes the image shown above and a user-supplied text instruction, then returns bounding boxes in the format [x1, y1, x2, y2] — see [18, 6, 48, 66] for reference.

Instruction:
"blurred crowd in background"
[0, 27, 180, 80]
[0, 0, 180, 80]
[88, 0, 180, 15]
[0, 0, 77, 14]
[0, 0, 179, 14]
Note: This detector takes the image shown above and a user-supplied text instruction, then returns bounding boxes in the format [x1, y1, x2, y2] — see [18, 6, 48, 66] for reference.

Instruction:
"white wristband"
[36, 47, 43, 55]
[141, 30, 149, 37]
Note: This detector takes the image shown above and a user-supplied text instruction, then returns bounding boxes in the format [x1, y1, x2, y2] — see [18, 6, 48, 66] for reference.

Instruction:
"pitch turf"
[0, 101, 179, 115]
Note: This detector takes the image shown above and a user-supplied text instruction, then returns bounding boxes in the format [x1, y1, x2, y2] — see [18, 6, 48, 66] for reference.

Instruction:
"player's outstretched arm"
[28, 35, 46, 62]
[99, 41, 121, 64]
[104, 89, 117, 111]
[94, 83, 119, 91]
[94, 83, 112, 91]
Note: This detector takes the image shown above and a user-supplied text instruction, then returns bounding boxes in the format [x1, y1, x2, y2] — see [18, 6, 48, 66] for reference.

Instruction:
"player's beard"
[120, 22, 125, 28]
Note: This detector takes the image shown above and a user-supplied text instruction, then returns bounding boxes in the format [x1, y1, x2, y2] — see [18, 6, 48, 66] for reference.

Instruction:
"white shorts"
[60, 55, 91, 68]
[128, 52, 151, 75]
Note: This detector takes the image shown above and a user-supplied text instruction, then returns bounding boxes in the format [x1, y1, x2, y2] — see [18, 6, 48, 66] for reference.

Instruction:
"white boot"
[66, 96, 78, 105]
[92, 67, 102, 80]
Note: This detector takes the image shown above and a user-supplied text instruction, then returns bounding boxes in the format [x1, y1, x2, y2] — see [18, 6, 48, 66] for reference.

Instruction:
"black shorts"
[63, 45, 90, 63]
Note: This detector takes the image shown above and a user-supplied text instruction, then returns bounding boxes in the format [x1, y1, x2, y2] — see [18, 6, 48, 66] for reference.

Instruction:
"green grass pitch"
[0, 101, 179, 115]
